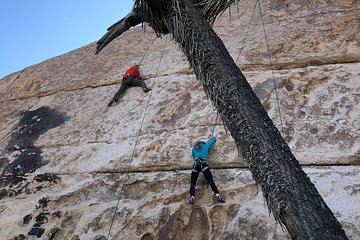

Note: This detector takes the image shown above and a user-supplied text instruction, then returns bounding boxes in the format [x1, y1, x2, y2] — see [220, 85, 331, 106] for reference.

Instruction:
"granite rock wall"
[0, 1, 359, 239]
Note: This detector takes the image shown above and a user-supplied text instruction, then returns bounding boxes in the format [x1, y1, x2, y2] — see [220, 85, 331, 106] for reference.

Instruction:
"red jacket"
[123, 66, 142, 80]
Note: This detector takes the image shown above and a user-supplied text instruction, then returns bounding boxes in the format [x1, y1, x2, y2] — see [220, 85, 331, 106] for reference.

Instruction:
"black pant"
[190, 163, 219, 196]
[113, 76, 149, 101]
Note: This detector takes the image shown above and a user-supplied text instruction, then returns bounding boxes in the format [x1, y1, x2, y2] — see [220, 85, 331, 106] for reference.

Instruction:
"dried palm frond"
[135, 0, 237, 33]
[96, 0, 238, 53]
[135, 0, 172, 34]
[95, 10, 143, 54]
[194, 0, 237, 24]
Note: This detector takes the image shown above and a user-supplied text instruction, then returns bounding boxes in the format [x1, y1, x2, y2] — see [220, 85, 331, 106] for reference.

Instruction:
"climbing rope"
[234, 0, 284, 135]
[257, 0, 285, 135]
[1, 67, 28, 98]
[235, 1, 258, 64]
[210, 2, 258, 137]
[139, 36, 157, 65]
[106, 36, 167, 240]
[210, 112, 219, 136]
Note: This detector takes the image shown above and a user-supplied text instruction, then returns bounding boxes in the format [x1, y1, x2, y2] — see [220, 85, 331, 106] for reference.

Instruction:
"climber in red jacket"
[108, 60, 152, 107]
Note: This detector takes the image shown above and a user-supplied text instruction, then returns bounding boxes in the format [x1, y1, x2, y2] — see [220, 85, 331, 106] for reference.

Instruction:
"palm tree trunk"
[168, 3, 347, 239]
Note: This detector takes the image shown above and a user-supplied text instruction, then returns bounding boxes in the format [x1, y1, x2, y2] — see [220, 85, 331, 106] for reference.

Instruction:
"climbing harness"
[106, 35, 158, 108]
[194, 158, 209, 173]
[106, 36, 167, 240]
[196, 158, 203, 164]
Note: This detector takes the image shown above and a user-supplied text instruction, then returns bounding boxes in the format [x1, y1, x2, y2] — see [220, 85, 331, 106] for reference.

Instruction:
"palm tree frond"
[135, 0, 172, 34]
[194, 0, 237, 24]
[95, 10, 143, 54]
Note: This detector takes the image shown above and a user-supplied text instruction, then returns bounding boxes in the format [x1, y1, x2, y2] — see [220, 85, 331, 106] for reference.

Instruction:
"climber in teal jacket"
[191, 135, 216, 167]
[189, 135, 225, 204]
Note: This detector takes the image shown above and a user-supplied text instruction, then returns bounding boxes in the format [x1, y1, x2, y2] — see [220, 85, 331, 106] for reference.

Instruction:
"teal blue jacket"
[192, 136, 216, 166]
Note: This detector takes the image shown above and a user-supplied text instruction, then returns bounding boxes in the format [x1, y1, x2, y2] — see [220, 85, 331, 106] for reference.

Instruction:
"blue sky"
[0, 1, 135, 79]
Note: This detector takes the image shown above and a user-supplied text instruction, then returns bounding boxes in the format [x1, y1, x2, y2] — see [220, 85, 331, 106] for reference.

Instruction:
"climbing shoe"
[189, 196, 195, 205]
[216, 194, 225, 203]
[143, 88, 152, 93]
[108, 99, 118, 107]
[107, 100, 114, 107]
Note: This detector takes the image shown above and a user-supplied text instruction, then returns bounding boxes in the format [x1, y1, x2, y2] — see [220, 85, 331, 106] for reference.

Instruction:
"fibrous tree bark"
[95, 1, 348, 239]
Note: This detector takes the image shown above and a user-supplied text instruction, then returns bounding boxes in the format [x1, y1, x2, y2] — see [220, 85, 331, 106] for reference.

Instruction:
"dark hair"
[193, 141, 203, 150]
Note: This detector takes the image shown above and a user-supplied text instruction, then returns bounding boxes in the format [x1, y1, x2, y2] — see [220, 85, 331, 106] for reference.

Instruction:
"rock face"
[0, 1, 359, 239]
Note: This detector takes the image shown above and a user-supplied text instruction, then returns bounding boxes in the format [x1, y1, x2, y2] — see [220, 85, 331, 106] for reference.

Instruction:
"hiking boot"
[143, 88, 152, 93]
[216, 194, 225, 203]
[189, 196, 195, 205]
